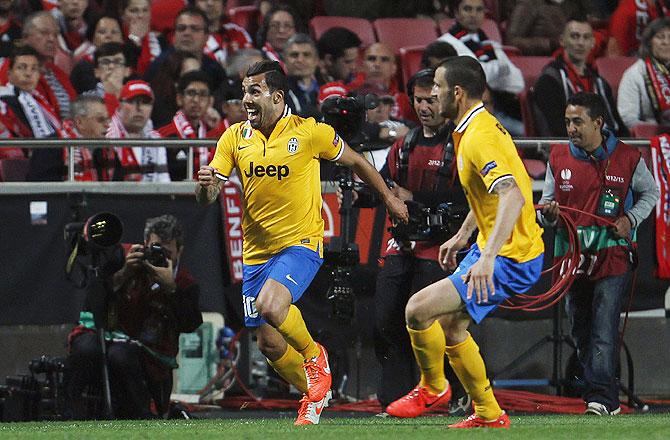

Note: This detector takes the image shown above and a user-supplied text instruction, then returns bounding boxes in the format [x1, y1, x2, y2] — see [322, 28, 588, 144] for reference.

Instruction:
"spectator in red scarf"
[0, 45, 62, 140]
[105, 80, 170, 182]
[533, 19, 627, 137]
[255, 4, 303, 64]
[53, 0, 90, 54]
[17, 11, 77, 120]
[118, 0, 164, 75]
[195, 0, 253, 68]
[61, 94, 111, 181]
[158, 70, 215, 181]
[618, 17, 670, 130]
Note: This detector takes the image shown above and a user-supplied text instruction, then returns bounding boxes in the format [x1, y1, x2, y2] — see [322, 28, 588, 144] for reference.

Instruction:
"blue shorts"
[241, 245, 323, 328]
[448, 244, 544, 324]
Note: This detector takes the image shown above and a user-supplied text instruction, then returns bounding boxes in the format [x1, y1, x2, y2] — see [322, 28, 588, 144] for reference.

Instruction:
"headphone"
[406, 68, 436, 103]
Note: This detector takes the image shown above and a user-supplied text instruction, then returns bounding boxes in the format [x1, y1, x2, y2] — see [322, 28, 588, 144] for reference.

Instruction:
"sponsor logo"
[238, 144, 251, 150]
[605, 174, 625, 183]
[480, 160, 497, 176]
[243, 161, 290, 180]
[285, 274, 299, 286]
[288, 136, 299, 154]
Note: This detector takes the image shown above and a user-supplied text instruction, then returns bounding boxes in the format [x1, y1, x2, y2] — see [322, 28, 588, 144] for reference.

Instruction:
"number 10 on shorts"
[244, 296, 259, 318]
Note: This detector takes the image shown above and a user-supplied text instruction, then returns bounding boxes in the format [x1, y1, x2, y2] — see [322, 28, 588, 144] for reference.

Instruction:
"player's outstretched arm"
[195, 165, 223, 205]
[336, 143, 409, 223]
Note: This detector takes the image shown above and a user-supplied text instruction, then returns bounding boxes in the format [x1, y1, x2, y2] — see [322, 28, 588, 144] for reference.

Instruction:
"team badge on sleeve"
[480, 160, 497, 176]
[288, 137, 299, 154]
[242, 127, 253, 139]
[333, 133, 340, 147]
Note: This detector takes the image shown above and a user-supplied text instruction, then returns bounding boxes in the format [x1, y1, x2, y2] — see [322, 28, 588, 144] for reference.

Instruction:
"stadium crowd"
[0, 0, 666, 182]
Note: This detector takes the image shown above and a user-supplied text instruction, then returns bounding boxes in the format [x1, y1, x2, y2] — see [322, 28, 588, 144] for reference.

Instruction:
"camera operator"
[341, 69, 470, 415]
[66, 214, 202, 419]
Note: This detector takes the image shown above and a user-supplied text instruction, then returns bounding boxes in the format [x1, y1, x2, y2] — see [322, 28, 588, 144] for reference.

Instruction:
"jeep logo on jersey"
[560, 168, 572, 180]
[244, 162, 290, 180]
[287, 137, 299, 154]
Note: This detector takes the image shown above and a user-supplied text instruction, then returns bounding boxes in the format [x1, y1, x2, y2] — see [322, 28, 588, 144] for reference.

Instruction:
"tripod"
[491, 300, 573, 394]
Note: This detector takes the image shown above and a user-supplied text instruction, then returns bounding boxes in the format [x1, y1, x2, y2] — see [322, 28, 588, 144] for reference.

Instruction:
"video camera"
[321, 94, 379, 148]
[389, 201, 468, 242]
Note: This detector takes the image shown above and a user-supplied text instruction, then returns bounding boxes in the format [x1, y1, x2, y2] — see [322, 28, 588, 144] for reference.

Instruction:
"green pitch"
[1, 414, 669, 440]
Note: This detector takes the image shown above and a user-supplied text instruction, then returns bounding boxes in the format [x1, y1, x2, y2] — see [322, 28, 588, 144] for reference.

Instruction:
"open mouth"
[246, 106, 259, 121]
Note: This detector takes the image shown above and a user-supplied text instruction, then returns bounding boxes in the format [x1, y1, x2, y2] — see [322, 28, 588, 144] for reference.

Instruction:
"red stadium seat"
[228, 6, 261, 38]
[510, 55, 552, 89]
[438, 18, 502, 43]
[373, 18, 438, 54]
[309, 16, 376, 47]
[0, 158, 29, 182]
[522, 158, 547, 179]
[510, 56, 551, 136]
[399, 45, 426, 87]
[518, 89, 536, 136]
[629, 123, 670, 138]
[594, 56, 636, 99]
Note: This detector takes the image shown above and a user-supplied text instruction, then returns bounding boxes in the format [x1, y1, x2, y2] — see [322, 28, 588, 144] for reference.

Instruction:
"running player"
[196, 60, 408, 425]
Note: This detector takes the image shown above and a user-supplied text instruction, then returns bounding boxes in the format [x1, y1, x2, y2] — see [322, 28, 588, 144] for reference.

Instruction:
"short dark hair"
[176, 5, 210, 31]
[407, 68, 435, 101]
[177, 70, 213, 94]
[144, 214, 184, 249]
[438, 55, 486, 98]
[9, 44, 41, 68]
[421, 41, 457, 68]
[94, 42, 126, 67]
[246, 60, 289, 94]
[316, 27, 361, 59]
[566, 92, 607, 122]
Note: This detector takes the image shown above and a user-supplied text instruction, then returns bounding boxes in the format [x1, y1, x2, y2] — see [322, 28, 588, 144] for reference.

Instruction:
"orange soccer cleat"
[304, 342, 332, 402]
[294, 390, 332, 425]
[386, 384, 451, 418]
[448, 410, 511, 429]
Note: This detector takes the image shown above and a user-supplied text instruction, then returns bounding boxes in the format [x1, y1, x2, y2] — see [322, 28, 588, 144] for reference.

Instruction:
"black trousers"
[66, 332, 172, 419]
[373, 254, 464, 409]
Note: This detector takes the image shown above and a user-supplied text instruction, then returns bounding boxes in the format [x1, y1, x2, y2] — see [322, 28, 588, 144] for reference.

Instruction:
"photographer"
[342, 69, 469, 414]
[66, 214, 202, 419]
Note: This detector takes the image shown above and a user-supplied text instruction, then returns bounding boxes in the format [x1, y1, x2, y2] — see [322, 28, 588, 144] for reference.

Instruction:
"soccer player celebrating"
[196, 60, 409, 425]
[385, 56, 544, 428]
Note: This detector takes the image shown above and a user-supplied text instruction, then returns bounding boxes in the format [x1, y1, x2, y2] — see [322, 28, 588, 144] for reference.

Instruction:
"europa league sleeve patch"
[480, 160, 497, 176]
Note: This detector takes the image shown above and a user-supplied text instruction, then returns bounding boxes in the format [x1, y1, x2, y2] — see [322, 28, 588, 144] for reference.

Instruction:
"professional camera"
[389, 201, 468, 242]
[64, 212, 124, 253]
[143, 242, 169, 267]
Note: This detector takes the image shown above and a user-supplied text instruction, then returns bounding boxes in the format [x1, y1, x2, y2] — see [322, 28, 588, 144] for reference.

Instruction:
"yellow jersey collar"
[269, 104, 292, 138]
[454, 102, 485, 134]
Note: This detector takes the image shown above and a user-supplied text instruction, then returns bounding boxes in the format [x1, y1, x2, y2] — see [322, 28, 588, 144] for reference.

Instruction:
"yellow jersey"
[210, 106, 344, 264]
[453, 103, 544, 263]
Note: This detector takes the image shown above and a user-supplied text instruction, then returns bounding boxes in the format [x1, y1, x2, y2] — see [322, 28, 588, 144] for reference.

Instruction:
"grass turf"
[1, 414, 669, 439]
